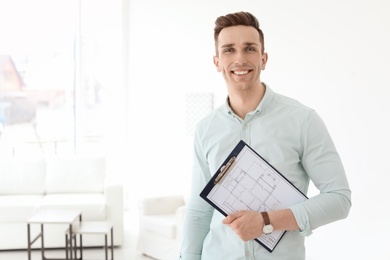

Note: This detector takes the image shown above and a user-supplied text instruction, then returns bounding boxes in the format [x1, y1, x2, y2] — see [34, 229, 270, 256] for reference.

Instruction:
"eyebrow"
[221, 43, 234, 49]
[220, 42, 258, 48]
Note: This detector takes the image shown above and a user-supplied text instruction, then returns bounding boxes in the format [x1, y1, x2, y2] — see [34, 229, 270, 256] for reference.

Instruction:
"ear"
[261, 52, 268, 70]
[213, 56, 221, 72]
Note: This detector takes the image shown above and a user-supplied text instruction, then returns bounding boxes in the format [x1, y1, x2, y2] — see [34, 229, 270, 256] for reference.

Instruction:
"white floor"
[0, 211, 154, 260]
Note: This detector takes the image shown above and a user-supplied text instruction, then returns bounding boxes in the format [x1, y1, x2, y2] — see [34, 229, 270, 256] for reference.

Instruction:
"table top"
[70, 221, 113, 235]
[27, 209, 81, 224]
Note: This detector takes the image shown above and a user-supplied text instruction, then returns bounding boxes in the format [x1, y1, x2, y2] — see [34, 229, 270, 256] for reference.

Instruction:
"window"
[0, 0, 124, 157]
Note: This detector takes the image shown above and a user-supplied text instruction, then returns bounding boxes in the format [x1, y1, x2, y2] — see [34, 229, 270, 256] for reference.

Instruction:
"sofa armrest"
[139, 195, 185, 216]
[104, 184, 124, 245]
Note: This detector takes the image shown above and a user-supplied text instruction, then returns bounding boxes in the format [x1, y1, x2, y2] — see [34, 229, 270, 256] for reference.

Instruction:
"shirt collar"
[224, 83, 275, 116]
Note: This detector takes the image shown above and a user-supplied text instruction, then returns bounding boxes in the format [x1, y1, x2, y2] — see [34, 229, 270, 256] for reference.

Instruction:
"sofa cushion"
[0, 158, 46, 195]
[40, 193, 106, 221]
[141, 214, 177, 239]
[45, 156, 105, 194]
[0, 195, 43, 222]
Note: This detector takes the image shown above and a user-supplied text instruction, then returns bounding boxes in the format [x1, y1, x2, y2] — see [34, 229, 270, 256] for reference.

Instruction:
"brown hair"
[214, 11, 265, 54]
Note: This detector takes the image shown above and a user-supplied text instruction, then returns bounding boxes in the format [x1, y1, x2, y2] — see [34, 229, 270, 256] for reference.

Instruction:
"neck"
[228, 83, 266, 119]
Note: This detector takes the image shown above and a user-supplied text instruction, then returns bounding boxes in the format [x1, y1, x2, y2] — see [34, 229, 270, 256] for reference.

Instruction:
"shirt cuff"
[289, 205, 313, 237]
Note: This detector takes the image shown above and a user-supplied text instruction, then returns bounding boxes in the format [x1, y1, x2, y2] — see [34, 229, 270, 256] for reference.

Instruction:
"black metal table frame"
[27, 214, 82, 260]
[65, 225, 114, 260]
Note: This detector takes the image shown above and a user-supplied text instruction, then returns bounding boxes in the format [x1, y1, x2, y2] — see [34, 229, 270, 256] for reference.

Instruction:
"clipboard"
[200, 140, 307, 253]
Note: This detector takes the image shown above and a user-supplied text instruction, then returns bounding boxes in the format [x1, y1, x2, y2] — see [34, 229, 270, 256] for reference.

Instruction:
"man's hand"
[222, 210, 264, 241]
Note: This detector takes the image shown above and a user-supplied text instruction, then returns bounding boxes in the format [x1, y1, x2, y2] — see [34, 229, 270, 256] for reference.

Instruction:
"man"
[180, 11, 351, 260]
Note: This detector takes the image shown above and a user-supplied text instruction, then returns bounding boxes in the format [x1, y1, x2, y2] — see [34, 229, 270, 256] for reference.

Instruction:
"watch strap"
[261, 211, 270, 225]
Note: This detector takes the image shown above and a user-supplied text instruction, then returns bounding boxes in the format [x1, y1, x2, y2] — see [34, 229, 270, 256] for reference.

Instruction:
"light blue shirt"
[180, 85, 351, 260]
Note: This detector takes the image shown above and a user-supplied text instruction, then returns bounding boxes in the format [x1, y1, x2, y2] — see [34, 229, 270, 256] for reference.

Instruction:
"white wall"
[126, 1, 390, 259]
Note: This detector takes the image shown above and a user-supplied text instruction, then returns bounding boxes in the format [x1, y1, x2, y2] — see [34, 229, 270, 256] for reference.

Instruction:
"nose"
[234, 50, 247, 65]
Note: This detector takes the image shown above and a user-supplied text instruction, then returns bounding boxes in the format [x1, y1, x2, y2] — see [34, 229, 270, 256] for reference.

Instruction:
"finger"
[222, 215, 233, 224]
[222, 212, 240, 224]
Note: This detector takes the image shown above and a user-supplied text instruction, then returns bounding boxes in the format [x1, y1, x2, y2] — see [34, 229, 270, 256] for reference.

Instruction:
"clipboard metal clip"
[214, 156, 236, 184]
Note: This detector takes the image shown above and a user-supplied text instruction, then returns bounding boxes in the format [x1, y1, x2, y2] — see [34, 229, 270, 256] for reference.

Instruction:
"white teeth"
[233, 70, 249, 75]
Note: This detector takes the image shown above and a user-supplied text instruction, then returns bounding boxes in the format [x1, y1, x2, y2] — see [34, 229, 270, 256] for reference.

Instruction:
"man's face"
[213, 25, 267, 91]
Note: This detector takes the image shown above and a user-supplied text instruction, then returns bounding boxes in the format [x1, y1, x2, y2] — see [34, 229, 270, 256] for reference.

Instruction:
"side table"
[66, 221, 114, 260]
[27, 209, 82, 260]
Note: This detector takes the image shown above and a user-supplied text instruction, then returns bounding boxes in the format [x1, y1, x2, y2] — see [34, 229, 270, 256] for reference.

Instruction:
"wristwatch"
[261, 211, 274, 235]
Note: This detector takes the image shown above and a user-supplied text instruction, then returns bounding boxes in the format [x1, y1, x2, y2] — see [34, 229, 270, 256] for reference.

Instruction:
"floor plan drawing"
[222, 159, 282, 213]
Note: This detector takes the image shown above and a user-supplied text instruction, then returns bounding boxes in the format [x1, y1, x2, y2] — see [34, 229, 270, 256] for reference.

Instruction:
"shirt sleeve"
[179, 126, 214, 259]
[290, 110, 352, 236]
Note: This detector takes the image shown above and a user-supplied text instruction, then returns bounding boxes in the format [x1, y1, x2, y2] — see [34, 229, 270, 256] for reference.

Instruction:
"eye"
[223, 48, 234, 53]
[246, 47, 256, 52]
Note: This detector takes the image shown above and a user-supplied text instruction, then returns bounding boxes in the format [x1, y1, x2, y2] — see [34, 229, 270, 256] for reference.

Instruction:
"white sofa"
[137, 195, 185, 260]
[0, 156, 123, 250]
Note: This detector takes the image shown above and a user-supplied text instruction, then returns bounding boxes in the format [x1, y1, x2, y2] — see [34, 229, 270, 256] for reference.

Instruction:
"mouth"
[231, 70, 251, 75]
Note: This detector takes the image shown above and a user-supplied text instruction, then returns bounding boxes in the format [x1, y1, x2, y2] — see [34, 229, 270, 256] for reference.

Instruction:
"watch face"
[263, 224, 274, 234]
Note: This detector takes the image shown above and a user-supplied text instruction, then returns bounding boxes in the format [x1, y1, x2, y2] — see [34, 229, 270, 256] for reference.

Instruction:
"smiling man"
[213, 24, 267, 119]
[180, 11, 351, 260]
